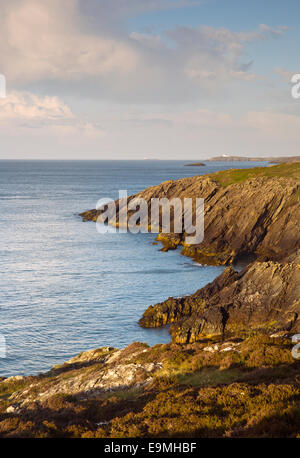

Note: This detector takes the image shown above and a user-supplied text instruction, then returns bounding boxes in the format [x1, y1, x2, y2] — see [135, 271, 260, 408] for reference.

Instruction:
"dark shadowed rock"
[140, 253, 300, 342]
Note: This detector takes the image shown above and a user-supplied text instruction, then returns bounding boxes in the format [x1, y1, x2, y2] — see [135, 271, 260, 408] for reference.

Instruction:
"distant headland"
[204, 155, 300, 164]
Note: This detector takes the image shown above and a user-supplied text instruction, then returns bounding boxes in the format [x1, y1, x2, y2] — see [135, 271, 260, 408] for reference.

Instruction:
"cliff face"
[140, 253, 300, 343]
[80, 162, 300, 341]
[1, 164, 299, 438]
[81, 163, 300, 265]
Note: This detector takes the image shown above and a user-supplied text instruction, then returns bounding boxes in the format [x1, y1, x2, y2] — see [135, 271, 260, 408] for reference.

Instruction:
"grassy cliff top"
[210, 162, 300, 187]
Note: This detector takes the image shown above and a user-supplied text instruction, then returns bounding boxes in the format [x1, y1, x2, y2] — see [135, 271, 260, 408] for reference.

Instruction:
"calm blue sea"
[0, 160, 267, 376]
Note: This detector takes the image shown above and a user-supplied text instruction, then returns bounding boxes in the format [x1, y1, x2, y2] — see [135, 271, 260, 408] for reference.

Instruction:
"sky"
[0, 0, 300, 159]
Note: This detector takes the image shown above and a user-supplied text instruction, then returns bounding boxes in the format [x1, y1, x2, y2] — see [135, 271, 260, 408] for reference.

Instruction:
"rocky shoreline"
[1, 334, 299, 437]
[81, 162, 300, 266]
[140, 255, 300, 343]
[1, 162, 299, 438]
[81, 162, 300, 341]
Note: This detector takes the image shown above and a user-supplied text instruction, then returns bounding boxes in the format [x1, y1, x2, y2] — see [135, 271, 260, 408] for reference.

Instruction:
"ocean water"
[0, 160, 267, 376]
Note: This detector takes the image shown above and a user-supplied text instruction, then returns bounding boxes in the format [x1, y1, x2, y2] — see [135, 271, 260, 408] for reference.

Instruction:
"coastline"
[1, 162, 299, 438]
[80, 162, 300, 265]
[80, 161, 300, 343]
[1, 332, 299, 437]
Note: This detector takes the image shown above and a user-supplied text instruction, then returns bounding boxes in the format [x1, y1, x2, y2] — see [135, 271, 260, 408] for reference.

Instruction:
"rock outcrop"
[140, 253, 300, 342]
[0, 165, 299, 438]
[7, 344, 161, 407]
[80, 162, 300, 341]
[80, 162, 300, 265]
[1, 335, 299, 438]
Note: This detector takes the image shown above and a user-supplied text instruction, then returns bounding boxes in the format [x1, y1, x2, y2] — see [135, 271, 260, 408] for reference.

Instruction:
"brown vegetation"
[0, 336, 299, 438]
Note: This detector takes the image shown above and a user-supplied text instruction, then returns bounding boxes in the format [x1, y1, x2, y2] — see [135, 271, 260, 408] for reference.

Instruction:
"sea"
[0, 160, 267, 376]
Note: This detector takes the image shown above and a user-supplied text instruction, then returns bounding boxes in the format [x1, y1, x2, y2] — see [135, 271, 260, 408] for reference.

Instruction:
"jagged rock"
[8, 343, 162, 405]
[140, 255, 300, 343]
[80, 163, 300, 265]
[2, 375, 25, 383]
[63, 347, 115, 365]
[270, 331, 290, 338]
[203, 345, 219, 353]
[139, 266, 238, 328]
[6, 405, 21, 414]
[80, 164, 300, 346]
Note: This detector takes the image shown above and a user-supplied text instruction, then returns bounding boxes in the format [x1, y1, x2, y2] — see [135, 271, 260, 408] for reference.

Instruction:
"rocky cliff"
[0, 164, 299, 438]
[81, 162, 300, 341]
[81, 162, 300, 266]
[140, 253, 300, 343]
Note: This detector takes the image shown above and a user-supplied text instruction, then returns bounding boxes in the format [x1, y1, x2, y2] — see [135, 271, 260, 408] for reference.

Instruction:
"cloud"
[0, 1, 296, 160]
[275, 67, 299, 82]
[259, 24, 289, 38]
[245, 110, 300, 139]
[2, 97, 300, 158]
[0, 91, 105, 139]
[0, 91, 74, 121]
[111, 106, 300, 155]
[130, 32, 162, 49]
[0, 0, 288, 104]
[0, 0, 202, 85]
[169, 24, 286, 84]
[128, 108, 234, 128]
[1, 0, 137, 84]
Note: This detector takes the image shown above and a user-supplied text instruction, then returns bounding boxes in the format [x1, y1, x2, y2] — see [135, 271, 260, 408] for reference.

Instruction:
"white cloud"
[0, 1, 295, 159]
[259, 24, 289, 38]
[169, 24, 287, 84]
[275, 67, 298, 82]
[130, 32, 162, 49]
[245, 110, 300, 139]
[0, 91, 105, 138]
[1, 0, 137, 84]
[104, 106, 300, 158]
[129, 108, 233, 127]
[0, 91, 74, 121]
[0, 0, 288, 104]
[229, 70, 257, 81]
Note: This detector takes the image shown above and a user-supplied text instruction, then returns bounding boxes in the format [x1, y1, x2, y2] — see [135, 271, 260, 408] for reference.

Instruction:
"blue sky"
[0, 0, 299, 159]
[128, 0, 295, 31]
[127, 0, 298, 75]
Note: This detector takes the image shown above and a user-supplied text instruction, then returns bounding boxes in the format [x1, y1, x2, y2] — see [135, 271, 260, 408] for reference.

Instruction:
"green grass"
[0, 379, 30, 400]
[176, 367, 244, 387]
[99, 387, 143, 401]
[210, 162, 300, 187]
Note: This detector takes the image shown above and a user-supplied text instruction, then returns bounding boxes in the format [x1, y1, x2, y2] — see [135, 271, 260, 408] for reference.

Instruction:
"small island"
[184, 162, 206, 166]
